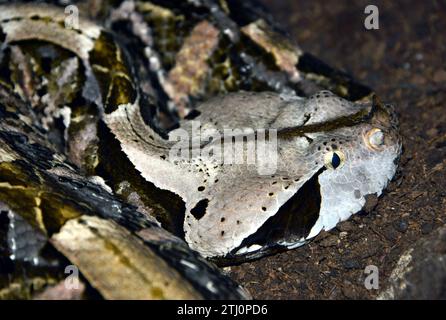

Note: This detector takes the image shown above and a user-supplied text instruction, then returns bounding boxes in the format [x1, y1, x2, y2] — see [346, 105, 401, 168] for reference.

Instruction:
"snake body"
[0, 1, 401, 299]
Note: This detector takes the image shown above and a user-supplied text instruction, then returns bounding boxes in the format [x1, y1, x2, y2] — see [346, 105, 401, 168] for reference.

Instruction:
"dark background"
[229, 0, 446, 299]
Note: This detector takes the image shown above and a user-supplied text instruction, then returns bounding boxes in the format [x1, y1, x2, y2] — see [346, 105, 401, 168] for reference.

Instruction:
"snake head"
[105, 91, 402, 262]
[303, 93, 402, 240]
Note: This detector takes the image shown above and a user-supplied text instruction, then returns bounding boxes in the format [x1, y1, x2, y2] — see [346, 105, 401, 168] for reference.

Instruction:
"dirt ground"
[229, 0, 446, 299]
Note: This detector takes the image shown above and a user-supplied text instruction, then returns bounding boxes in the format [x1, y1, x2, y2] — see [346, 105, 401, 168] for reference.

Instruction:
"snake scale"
[0, 0, 401, 299]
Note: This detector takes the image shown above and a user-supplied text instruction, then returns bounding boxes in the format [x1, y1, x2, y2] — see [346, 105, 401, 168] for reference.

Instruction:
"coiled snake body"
[0, 1, 401, 299]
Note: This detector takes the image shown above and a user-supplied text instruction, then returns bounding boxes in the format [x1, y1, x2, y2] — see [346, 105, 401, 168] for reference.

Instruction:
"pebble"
[319, 235, 339, 247]
[433, 69, 446, 83]
[415, 53, 424, 61]
[338, 221, 355, 232]
[393, 219, 409, 233]
[421, 222, 434, 234]
[343, 259, 360, 270]
[385, 228, 399, 242]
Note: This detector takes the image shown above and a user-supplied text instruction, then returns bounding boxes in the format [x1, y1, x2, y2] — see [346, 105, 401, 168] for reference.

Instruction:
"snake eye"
[324, 150, 345, 170]
[364, 128, 385, 150]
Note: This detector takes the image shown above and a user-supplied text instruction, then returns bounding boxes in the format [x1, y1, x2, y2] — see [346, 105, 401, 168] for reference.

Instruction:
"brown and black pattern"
[0, 0, 386, 299]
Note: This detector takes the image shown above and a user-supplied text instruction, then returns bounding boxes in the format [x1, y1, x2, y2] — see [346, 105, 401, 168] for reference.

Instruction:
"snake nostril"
[364, 128, 385, 150]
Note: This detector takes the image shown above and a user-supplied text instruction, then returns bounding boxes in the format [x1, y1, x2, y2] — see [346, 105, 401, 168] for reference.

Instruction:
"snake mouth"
[212, 168, 325, 265]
